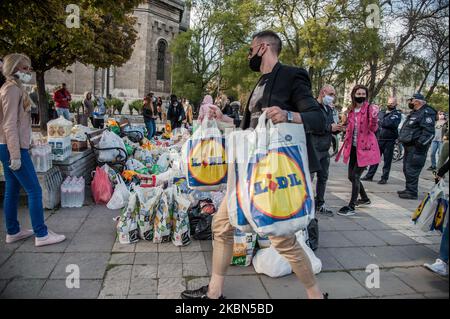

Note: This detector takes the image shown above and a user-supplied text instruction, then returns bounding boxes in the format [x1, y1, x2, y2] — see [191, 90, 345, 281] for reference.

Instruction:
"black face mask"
[354, 97, 366, 104]
[408, 103, 415, 110]
[249, 47, 264, 72]
[387, 104, 396, 110]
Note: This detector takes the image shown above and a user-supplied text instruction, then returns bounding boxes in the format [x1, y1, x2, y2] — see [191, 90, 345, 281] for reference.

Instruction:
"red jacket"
[53, 88, 71, 108]
[336, 102, 381, 167]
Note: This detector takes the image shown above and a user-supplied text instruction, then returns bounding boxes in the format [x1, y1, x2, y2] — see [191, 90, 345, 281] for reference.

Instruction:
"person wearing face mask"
[181, 30, 327, 300]
[335, 85, 380, 216]
[0, 53, 66, 247]
[362, 97, 402, 184]
[312, 85, 343, 216]
[167, 94, 185, 129]
[398, 93, 436, 200]
[428, 111, 448, 171]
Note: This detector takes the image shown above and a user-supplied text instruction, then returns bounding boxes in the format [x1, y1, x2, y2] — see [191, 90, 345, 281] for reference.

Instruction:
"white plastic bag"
[153, 188, 172, 243]
[126, 158, 146, 171]
[98, 130, 126, 162]
[157, 153, 170, 173]
[252, 231, 322, 277]
[172, 189, 192, 247]
[116, 192, 139, 244]
[412, 180, 448, 232]
[135, 186, 163, 241]
[107, 176, 130, 210]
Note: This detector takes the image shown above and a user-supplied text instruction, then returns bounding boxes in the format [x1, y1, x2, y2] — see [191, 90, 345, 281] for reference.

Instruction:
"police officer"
[398, 93, 436, 199]
[362, 96, 402, 184]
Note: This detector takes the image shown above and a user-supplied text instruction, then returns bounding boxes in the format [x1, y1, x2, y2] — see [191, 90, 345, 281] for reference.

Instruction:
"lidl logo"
[188, 138, 227, 185]
[248, 149, 308, 219]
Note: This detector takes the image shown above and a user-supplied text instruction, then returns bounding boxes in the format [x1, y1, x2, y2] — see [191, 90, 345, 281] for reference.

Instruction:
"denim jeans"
[430, 141, 442, 168]
[440, 219, 449, 264]
[0, 145, 48, 237]
[56, 107, 71, 121]
[145, 119, 156, 139]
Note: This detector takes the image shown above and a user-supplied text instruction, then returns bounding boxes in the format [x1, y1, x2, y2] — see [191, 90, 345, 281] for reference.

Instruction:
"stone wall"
[33, 0, 188, 100]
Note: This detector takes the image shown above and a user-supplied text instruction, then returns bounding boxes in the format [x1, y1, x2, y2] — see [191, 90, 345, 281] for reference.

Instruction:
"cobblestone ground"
[0, 158, 448, 299]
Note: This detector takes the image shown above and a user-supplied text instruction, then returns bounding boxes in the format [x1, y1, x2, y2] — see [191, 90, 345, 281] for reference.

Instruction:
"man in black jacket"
[312, 85, 343, 216]
[167, 94, 185, 129]
[398, 93, 436, 199]
[362, 97, 402, 184]
[181, 30, 326, 300]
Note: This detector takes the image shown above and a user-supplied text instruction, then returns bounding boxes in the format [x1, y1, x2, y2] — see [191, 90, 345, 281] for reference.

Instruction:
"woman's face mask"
[15, 71, 32, 83]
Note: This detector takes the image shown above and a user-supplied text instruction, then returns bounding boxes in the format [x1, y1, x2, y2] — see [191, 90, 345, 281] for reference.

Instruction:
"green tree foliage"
[0, 0, 141, 130]
[428, 85, 449, 113]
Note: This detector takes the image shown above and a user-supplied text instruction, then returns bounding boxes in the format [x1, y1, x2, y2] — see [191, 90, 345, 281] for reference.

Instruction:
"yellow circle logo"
[249, 151, 307, 219]
[188, 139, 227, 185]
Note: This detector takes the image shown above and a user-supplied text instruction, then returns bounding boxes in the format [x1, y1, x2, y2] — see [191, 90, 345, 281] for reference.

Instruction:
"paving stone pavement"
[0, 159, 448, 299]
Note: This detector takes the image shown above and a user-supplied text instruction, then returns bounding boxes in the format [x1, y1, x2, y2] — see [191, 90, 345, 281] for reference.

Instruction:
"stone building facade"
[34, 0, 190, 100]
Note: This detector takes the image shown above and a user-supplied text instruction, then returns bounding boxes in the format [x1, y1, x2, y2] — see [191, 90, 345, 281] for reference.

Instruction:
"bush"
[107, 98, 125, 115]
[70, 100, 83, 113]
[46, 91, 55, 109]
[129, 100, 143, 115]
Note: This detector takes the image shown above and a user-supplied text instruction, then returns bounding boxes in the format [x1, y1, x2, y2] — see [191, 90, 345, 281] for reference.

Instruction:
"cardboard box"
[71, 140, 88, 152]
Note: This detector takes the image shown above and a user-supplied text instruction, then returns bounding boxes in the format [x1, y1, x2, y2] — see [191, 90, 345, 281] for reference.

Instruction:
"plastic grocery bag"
[102, 164, 120, 185]
[252, 231, 322, 277]
[126, 158, 146, 171]
[171, 188, 192, 246]
[136, 186, 163, 241]
[226, 129, 254, 233]
[182, 119, 227, 191]
[240, 112, 315, 237]
[231, 229, 257, 267]
[98, 130, 126, 162]
[412, 180, 448, 232]
[91, 167, 113, 204]
[157, 153, 170, 173]
[106, 176, 130, 210]
[116, 192, 139, 244]
[257, 235, 271, 249]
[153, 188, 173, 243]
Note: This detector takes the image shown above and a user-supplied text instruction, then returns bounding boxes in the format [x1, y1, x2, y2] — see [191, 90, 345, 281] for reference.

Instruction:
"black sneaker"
[378, 179, 387, 185]
[397, 189, 408, 195]
[337, 206, 356, 216]
[361, 176, 373, 182]
[180, 285, 225, 299]
[398, 192, 418, 200]
[355, 198, 371, 207]
[427, 166, 436, 171]
[317, 205, 334, 217]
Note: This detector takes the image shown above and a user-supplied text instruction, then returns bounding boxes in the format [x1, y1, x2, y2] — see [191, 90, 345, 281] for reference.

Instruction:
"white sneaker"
[35, 230, 66, 247]
[424, 259, 448, 277]
[5, 229, 34, 244]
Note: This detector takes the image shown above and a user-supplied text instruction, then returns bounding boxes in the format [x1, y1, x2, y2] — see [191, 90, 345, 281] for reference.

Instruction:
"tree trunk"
[36, 71, 49, 133]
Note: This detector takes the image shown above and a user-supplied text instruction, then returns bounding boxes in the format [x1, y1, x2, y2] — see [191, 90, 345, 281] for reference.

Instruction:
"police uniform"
[364, 108, 402, 182]
[399, 104, 436, 197]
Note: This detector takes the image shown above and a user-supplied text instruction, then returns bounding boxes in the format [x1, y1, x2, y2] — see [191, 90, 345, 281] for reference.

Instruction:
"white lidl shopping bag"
[182, 119, 227, 191]
[239, 112, 315, 237]
[412, 180, 448, 233]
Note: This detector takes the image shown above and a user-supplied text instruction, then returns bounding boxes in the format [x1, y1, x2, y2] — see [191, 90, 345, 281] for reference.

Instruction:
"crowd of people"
[0, 30, 448, 299]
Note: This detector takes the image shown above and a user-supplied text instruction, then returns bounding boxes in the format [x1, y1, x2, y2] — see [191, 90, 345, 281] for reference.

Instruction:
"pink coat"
[336, 102, 381, 167]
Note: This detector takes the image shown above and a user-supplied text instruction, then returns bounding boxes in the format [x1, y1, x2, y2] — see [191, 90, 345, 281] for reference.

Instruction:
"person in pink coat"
[198, 95, 234, 123]
[335, 84, 381, 216]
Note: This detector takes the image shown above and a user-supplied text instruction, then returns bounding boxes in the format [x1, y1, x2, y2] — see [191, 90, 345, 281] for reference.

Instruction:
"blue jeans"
[145, 119, 156, 139]
[0, 145, 48, 237]
[440, 219, 449, 264]
[430, 141, 442, 168]
[56, 108, 71, 121]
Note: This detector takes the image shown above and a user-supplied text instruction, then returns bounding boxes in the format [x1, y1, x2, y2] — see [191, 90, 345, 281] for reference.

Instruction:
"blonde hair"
[2, 53, 31, 78]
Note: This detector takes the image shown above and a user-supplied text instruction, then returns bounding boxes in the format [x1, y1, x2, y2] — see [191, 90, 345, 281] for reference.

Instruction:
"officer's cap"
[408, 93, 425, 101]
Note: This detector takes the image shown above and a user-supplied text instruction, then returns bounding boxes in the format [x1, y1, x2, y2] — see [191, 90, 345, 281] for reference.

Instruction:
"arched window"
[157, 40, 167, 81]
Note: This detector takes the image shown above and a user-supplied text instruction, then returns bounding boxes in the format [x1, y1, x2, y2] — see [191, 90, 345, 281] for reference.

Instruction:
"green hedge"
[107, 98, 124, 115]
[70, 100, 83, 113]
[129, 100, 143, 115]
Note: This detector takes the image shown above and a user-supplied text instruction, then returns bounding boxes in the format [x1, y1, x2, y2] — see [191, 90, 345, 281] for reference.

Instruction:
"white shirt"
[353, 107, 361, 146]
